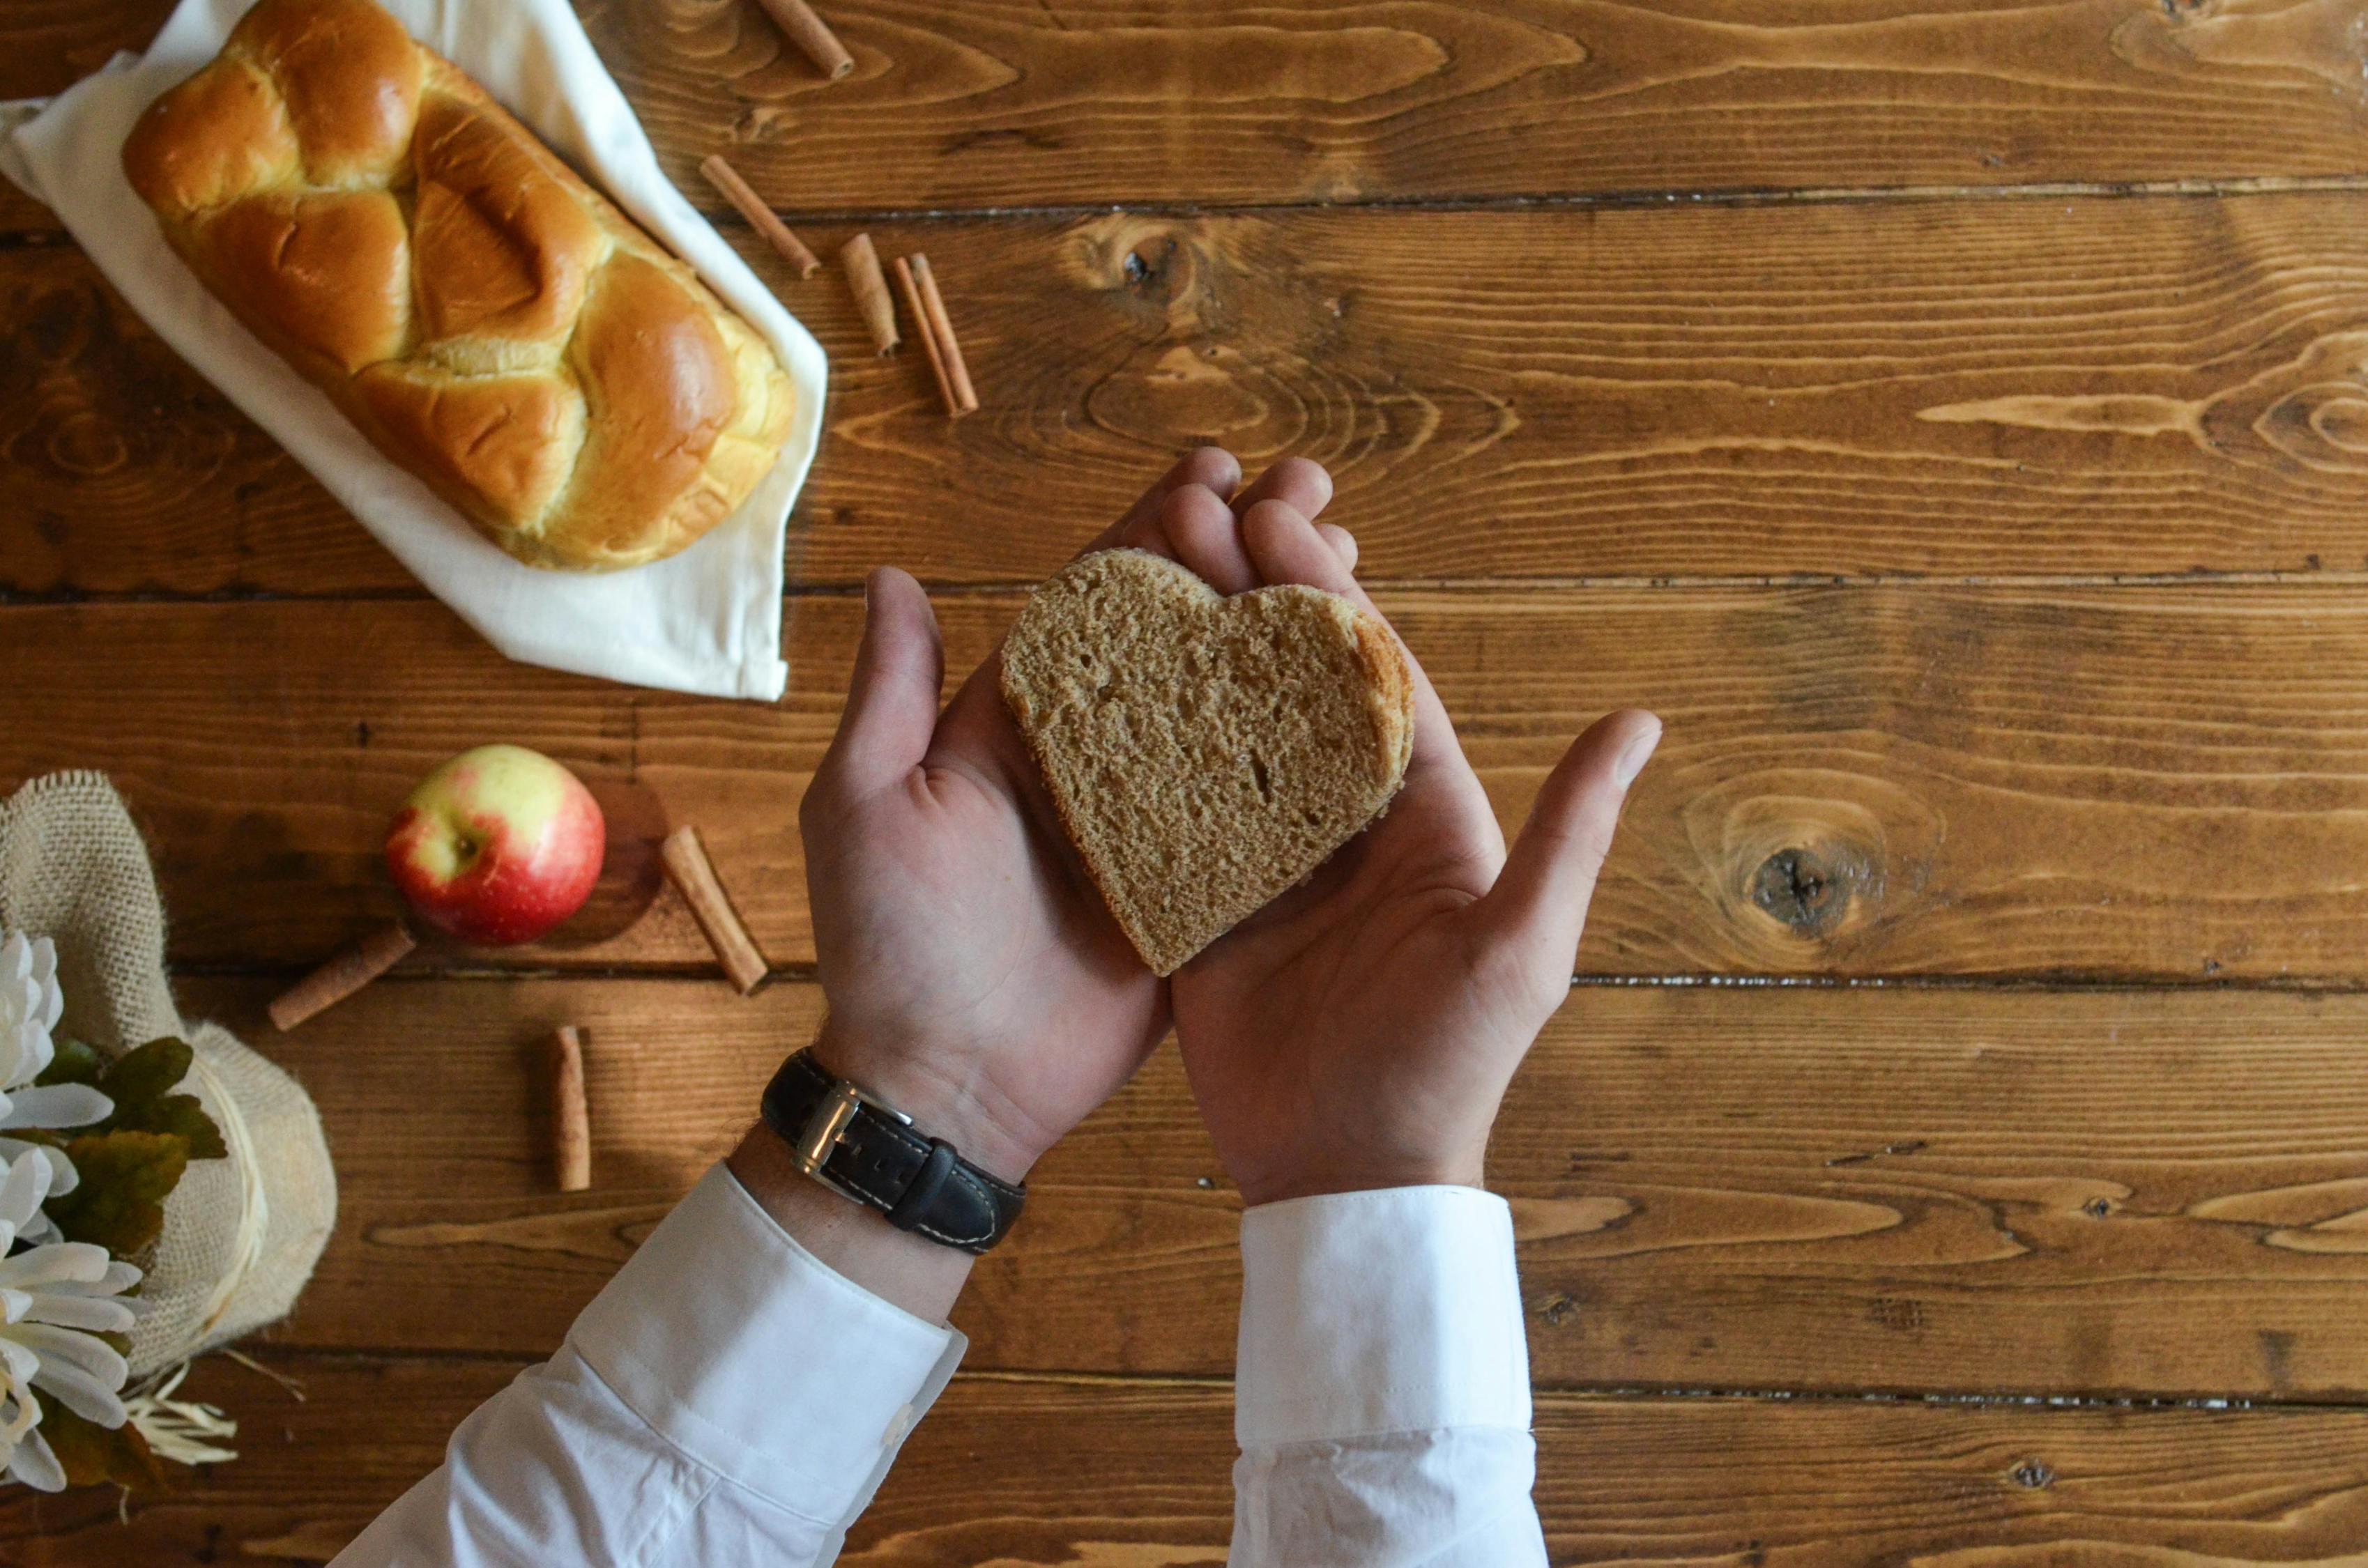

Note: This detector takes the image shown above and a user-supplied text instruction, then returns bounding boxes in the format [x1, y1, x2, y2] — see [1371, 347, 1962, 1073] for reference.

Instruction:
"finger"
[1317, 522, 1358, 574]
[1469, 709, 1661, 979]
[818, 567, 946, 798]
[1240, 498, 1460, 773]
[1159, 482, 1262, 594]
[1085, 448, 1242, 558]
[1232, 456, 1334, 525]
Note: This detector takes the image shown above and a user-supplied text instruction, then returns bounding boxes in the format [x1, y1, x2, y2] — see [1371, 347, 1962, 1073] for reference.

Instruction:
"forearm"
[726, 1121, 975, 1324]
[331, 1160, 968, 1568]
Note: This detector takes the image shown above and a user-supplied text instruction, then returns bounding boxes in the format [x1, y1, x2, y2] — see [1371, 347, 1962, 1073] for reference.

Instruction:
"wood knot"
[2010, 1458, 2055, 1489]
[1752, 846, 1858, 937]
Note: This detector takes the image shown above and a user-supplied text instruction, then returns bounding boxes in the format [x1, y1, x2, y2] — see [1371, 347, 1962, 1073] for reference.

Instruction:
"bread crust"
[121, 0, 795, 572]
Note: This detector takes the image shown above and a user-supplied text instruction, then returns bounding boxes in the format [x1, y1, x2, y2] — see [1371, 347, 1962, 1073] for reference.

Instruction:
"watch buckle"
[788, 1072, 915, 1192]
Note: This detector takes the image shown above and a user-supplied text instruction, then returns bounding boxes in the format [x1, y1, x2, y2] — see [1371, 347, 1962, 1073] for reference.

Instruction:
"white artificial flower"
[0, 933, 114, 1242]
[0, 1152, 142, 1491]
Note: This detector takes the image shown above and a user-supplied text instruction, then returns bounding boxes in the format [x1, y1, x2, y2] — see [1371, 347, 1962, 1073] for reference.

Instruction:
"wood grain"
[17, 583, 2368, 983]
[171, 976, 2368, 1399]
[7, 1354, 2366, 1565]
[609, 0, 2368, 205]
[15, 192, 2368, 594]
[13, 0, 2368, 224]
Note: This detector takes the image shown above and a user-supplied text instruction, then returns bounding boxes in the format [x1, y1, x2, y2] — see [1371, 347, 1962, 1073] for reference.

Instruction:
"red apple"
[385, 744, 604, 946]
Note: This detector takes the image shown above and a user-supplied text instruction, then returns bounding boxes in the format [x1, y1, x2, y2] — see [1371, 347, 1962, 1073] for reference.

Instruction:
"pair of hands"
[789, 450, 1660, 1217]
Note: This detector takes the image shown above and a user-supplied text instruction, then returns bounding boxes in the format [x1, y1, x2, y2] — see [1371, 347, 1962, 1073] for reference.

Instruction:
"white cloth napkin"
[0, 0, 825, 701]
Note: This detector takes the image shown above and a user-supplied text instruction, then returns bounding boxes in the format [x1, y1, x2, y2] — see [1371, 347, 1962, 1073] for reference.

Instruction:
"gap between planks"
[173, 962, 2368, 996]
[8, 172, 2368, 248]
[224, 1351, 2367, 1415]
[15, 569, 2368, 609]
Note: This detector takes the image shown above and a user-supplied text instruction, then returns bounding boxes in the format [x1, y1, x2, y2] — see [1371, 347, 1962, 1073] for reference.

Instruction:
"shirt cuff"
[1235, 1185, 1531, 1448]
[567, 1163, 965, 1525]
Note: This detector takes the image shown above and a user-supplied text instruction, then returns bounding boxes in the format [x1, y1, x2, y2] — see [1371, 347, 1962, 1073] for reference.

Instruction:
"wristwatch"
[759, 1049, 1026, 1254]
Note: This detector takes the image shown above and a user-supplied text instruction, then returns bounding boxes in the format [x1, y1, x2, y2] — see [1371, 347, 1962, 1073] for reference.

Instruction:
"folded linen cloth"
[0, 0, 825, 701]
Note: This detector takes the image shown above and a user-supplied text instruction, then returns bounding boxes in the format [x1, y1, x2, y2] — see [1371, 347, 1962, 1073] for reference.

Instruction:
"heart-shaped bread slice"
[1002, 549, 1415, 975]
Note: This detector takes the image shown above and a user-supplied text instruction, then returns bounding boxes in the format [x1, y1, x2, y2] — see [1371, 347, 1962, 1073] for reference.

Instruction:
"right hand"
[1126, 470, 1663, 1206]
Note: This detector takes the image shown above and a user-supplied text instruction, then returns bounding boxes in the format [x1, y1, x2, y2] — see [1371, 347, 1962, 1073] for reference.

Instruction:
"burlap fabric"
[0, 771, 335, 1378]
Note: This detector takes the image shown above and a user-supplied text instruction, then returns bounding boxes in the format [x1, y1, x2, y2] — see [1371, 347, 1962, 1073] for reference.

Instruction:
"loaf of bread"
[1002, 549, 1414, 975]
[120, 0, 795, 572]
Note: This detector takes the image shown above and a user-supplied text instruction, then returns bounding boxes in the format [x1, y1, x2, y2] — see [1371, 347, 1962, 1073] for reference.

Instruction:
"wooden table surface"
[8, 0, 2368, 1560]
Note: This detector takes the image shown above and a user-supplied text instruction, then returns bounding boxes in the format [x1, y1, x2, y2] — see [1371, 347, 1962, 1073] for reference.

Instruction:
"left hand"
[790, 450, 1260, 1183]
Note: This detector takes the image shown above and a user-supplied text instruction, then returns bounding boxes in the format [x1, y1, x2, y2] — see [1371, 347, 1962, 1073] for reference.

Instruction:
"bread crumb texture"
[1002, 550, 1414, 974]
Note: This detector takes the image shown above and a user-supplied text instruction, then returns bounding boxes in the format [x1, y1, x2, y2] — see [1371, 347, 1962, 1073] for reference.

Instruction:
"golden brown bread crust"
[120, 0, 795, 571]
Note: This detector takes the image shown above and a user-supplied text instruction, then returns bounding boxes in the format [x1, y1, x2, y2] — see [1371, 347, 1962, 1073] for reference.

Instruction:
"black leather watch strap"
[759, 1050, 1026, 1254]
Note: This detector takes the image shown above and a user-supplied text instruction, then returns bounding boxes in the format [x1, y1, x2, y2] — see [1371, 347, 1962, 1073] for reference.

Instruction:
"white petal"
[20, 1295, 134, 1334]
[0, 1153, 52, 1233]
[0, 1291, 26, 1325]
[29, 1355, 125, 1427]
[0, 1140, 88, 1197]
[10, 1323, 125, 1385]
[7, 1428, 63, 1493]
[36, 1259, 141, 1298]
[14, 1024, 52, 1087]
[0, 1340, 37, 1388]
[0, 935, 27, 986]
[0, 1243, 111, 1291]
[0, 1084, 111, 1130]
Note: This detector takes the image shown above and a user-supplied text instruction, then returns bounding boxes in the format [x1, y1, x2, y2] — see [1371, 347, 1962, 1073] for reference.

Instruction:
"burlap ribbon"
[0, 772, 335, 1378]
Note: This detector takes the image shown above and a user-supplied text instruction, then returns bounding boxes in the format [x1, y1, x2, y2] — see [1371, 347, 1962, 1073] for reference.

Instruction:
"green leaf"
[105, 1093, 227, 1162]
[96, 1040, 193, 1109]
[36, 1393, 166, 1491]
[35, 1038, 103, 1089]
[103, 1040, 225, 1160]
[43, 1132, 188, 1256]
[38, 1038, 229, 1161]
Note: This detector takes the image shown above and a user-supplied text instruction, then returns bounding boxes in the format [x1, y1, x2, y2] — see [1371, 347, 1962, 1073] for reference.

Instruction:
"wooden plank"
[14, 0, 2368, 223]
[185, 975, 2368, 1399]
[16, 581, 2368, 983]
[8, 1355, 2366, 1565]
[14, 192, 2368, 594]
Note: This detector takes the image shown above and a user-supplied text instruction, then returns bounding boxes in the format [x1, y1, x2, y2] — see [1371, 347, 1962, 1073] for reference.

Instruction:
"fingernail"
[1612, 722, 1661, 790]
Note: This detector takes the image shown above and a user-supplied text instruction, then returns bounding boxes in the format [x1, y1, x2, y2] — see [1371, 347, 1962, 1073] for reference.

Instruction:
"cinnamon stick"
[549, 1026, 591, 1192]
[752, 0, 854, 79]
[269, 919, 415, 1031]
[892, 255, 960, 416]
[839, 233, 899, 355]
[659, 825, 770, 994]
[908, 254, 979, 415]
[699, 155, 820, 277]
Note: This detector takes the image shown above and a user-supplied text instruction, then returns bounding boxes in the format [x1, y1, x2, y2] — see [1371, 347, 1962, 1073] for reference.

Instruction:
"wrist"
[726, 1125, 974, 1322]
[805, 1017, 1047, 1185]
[1233, 1149, 1488, 1210]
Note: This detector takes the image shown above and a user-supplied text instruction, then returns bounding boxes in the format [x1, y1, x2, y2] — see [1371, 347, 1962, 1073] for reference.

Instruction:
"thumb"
[819, 567, 945, 798]
[1469, 709, 1660, 982]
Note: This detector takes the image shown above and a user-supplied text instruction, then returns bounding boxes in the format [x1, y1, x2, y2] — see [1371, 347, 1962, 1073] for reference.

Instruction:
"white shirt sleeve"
[329, 1163, 965, 1568]
[1230, 1186, 1548, 1568]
